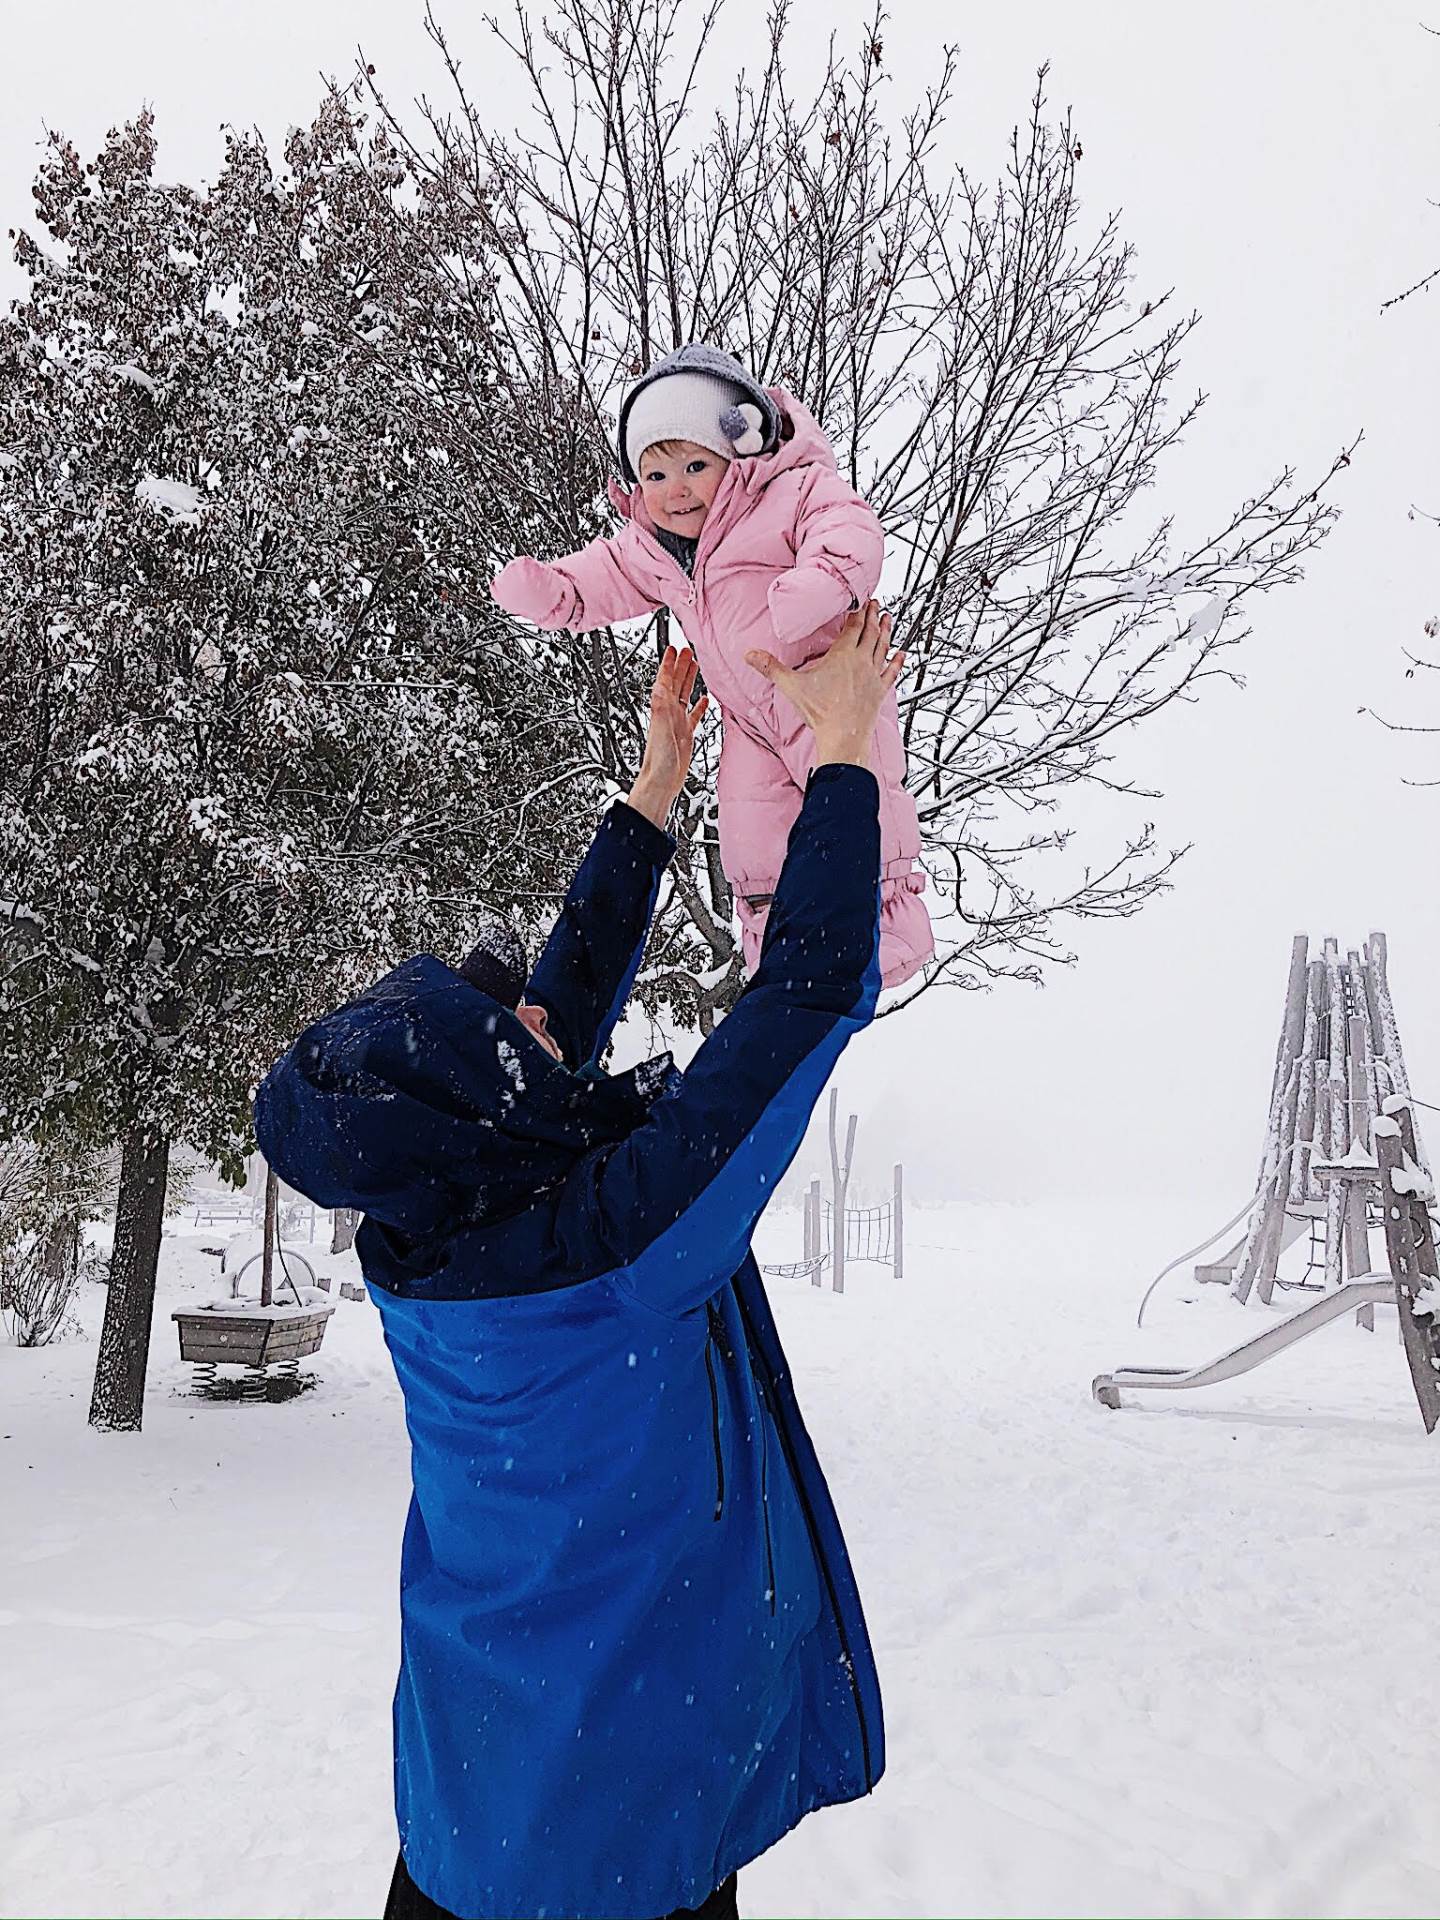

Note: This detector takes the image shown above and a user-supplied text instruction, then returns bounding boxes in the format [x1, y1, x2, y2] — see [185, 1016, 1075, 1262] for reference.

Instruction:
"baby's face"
[638, 440, 729, 536]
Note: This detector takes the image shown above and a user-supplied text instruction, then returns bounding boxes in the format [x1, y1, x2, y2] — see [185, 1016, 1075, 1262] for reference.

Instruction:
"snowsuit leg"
[716, 712, 806, 975]
[719, 691, 933, 988]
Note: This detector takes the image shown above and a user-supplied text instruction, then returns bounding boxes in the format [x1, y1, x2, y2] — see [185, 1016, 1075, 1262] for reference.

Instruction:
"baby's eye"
[686, 460, 710, 475]
[643, 470, 665, 484]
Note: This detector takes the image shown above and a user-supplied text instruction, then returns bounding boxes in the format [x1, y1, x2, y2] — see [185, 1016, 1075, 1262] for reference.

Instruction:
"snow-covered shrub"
[2, 1231, 79, 1347]
[0, 1140, 101, 1346]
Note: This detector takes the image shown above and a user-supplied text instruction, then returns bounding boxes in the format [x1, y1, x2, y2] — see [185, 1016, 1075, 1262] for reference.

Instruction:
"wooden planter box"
[172, 1304, 335, 1370]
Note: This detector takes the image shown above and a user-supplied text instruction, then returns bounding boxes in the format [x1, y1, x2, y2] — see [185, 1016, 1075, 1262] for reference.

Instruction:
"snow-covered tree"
[0, 99, 596, 1428]
[364, 0, 1348, 1024]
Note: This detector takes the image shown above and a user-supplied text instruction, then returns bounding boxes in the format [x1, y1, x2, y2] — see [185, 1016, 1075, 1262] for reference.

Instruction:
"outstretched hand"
[745, 600, 903, 771]
[626, 645, 709, 829]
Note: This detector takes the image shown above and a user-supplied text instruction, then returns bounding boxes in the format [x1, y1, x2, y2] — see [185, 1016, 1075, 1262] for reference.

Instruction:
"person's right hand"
[745, 600, 904, 771]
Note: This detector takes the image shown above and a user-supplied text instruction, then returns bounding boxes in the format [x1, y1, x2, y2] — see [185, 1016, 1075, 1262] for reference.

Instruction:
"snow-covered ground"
[4, 1197, 1439, 1919]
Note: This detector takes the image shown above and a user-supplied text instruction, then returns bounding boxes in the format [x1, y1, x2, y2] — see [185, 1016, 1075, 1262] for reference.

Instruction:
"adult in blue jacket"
[254, 604, 904, 1920]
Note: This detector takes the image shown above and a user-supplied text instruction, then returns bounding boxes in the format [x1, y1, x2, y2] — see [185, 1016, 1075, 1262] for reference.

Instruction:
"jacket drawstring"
[708, 1299, 776, 1615]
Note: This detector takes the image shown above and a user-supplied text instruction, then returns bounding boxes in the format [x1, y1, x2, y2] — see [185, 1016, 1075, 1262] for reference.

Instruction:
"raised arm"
[549, 605, 903, 1317]
[524, 802, 675, 1070]
[525, 646, 707, 1068]
[491, 537, 659, 632]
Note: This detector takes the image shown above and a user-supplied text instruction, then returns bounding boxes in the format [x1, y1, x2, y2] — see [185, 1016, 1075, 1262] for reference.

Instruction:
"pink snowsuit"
[491, 389, 934, 987]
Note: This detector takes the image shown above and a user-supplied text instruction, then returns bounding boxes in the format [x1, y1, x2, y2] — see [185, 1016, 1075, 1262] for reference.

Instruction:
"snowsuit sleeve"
[766, 476, 885, 648]
[524, 800, 676, 1071]
[551, 763, 882, 1316]
[491, 538, 660, 632]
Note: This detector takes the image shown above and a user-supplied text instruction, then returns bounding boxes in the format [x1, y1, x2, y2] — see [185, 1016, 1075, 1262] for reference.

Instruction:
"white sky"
[3, 0, 1437, 1242]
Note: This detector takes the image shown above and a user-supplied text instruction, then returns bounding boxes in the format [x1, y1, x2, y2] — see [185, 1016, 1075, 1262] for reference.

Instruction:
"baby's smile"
[637, 440, 727, 538]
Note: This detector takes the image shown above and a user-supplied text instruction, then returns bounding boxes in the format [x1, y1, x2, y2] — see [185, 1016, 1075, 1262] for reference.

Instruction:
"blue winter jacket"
[254, 764, 886, 1920]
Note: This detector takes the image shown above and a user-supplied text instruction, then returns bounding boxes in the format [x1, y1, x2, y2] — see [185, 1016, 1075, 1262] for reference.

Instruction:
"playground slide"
[1093, 1278, 1394, 1409]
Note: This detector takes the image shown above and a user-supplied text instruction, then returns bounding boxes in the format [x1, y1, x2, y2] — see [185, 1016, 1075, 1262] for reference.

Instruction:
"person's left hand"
[627, 645, 709, 828]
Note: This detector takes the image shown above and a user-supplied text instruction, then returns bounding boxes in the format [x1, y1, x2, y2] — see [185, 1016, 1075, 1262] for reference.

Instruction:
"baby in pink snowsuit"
[491, 343, 934, 986]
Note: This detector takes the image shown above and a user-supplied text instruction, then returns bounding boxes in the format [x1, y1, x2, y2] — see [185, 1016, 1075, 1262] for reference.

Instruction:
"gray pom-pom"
[719, 400, 766, 457]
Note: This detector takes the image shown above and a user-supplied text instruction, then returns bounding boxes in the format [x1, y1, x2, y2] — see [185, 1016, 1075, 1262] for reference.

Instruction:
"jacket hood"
[607, 386, 837, 523]
[254, 954, 677, 1244]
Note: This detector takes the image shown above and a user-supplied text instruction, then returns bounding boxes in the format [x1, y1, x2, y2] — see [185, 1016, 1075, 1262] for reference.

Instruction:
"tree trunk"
[330, 1206, 360, 1255]
[88, 1128, 170, 1433]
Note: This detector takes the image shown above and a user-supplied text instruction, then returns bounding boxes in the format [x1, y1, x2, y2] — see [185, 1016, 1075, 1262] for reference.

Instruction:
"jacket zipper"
[636, 523, 704, 603]
[753, 1370, 779, 1618]
[733, 1288, 875, 1789]
[705, 1299, 776, 1614]
[703, 1302, 726, 1521]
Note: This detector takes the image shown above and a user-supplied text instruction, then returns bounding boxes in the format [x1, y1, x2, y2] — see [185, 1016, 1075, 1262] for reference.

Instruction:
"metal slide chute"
[1093, 1279, 1393, 1410]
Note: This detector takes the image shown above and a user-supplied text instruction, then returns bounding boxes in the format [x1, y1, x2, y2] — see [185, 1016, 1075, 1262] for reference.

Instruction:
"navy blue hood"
[254, 954, 677, 1244]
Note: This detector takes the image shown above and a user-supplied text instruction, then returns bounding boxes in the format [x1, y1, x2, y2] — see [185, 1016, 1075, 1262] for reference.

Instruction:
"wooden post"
[1374, 1104, 1440, 1434]
[1322, 1151, 1345, 1290]
[1351, 951, 1383, 1133]
[1370, 931, 1429, 1173]
[1344, 1012, 1373, 1279]
[1319, 940, 1348, 1291]
[261, 1165, 278, 1310]
[1235, 933, 1310, 1303]
[1257, 936, 1316, 1298]
[1309, 961, 1332, 1181]
[1351, 975, 1390, 1320]
[1255, 1054, 1302, 1306]
[893, 1164, 904, 1278]
[827, 1090, 840, 1294]
[806, 1179, 823, 1284]
[828, 1088, 856, 1296]
[1361, 939, 1390, 1103]
[1291, 959, 1325, 1205]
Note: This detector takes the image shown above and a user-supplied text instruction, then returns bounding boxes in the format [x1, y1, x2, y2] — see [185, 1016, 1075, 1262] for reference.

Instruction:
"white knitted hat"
[623, 370, 768, 481]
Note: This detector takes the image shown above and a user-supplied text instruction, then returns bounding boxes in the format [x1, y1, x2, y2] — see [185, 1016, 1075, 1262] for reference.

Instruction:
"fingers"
[653, 644, 700, 704]
[744, 647, 789, 687]
[836, 602, 868, 649]
[839, 600, 891, 660]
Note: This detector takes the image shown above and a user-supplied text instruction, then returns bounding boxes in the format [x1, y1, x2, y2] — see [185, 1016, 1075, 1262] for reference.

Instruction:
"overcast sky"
[3, 0, 1437, 1253]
